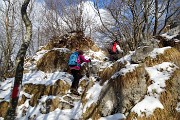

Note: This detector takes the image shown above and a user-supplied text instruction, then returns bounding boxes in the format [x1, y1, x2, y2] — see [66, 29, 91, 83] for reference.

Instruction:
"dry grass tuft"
[145, 48, 180, 67]
[0, 101, 9, 118]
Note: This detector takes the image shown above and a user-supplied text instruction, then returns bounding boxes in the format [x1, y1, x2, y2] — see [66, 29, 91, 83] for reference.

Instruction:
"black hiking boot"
[70, 88, 80, 96]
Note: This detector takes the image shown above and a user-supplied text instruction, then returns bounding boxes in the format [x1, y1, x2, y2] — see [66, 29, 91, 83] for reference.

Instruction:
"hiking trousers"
[71, 69, 82, 90]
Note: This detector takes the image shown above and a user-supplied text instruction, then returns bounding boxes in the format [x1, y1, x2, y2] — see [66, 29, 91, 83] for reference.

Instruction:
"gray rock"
[98, 65, 147, 116]
[131, 46, 153, 63]
[131, 38, 159, 63]
[58, 101, 74, 110]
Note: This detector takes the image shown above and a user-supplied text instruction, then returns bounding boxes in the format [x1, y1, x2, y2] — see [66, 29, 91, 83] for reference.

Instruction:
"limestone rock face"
[82, 47, 180, 120]
[36, 50, 70, 73]
[145, 48, 180, 67]
[127, 70, 180, 120]
[84, 65, 148, 118]
[127, 48, 180, 120]
[155, 25, 180, 52]
[40, 97, 74, 114]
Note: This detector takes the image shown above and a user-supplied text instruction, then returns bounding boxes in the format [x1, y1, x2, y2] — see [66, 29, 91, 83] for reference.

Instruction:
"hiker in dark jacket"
[69, 50, 91, 95]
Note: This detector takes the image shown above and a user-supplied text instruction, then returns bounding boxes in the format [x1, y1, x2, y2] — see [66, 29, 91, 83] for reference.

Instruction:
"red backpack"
[112, 42, 117, 53]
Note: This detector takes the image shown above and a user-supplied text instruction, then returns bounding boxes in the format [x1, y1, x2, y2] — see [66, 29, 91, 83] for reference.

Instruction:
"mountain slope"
[0, 32, 180, 120]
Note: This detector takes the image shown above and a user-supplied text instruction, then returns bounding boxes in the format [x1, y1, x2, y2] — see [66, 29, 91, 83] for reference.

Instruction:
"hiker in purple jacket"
[70, 50, 91, 95]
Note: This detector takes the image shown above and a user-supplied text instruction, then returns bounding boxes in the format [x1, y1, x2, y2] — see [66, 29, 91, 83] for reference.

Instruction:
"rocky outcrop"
[82, 65, 148, 119]
[156, 35, 180, 52]
[131, 29, 180, 64]
[131, 38, 159, 63]
[97, 61, 126, 84]
[36, 49, 70, 73]
[131, 46, 154, 63]
[40, 33, 100, 52]
[21, 79, 70, 107]
[126, 48, 180, 120]
[155, 25, 180, 52]
[35, 32, 102, 73]
[145, 48, 180, 67]
[1, 31, 180, 120]
[40, 97, 74, 114]
[82, 47, 180, 120]
[127, 70, 180, 120]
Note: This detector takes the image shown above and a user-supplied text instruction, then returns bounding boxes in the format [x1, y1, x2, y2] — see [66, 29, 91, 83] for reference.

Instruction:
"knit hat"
[78, 50, 84, 55]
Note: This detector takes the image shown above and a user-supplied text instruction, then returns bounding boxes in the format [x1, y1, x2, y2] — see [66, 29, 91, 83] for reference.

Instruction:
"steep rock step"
[63, 94, 81, 103]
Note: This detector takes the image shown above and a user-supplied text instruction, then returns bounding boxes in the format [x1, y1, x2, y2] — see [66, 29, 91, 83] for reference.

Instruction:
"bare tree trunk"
[142, 0, 148, 40]
[3, 0, 12, 77]
[129, 1, 138, 49]
[153, 0, 158, 36]
[5, 0, 32, 119]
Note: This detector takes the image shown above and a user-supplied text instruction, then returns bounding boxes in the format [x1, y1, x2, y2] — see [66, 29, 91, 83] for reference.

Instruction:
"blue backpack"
[68, 51, 79, 66]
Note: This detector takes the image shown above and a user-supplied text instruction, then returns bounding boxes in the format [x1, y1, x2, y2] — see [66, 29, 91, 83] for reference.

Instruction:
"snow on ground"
[149, 47, 171, 58]
[112, 51, 137, 79]
[122, 63, 139, 74]
[1, 46, 178, 119]
[0, 48, 109, 120]
[32, 50, 49, 62]
[52, 48, 70, 53]
[16, 96, 83, 120]
[23, 71, 72, 85]
[131, 96, 164, 117]
[83, 82, 104, 113]
[99, 113, 126, 120]
[176, 102, 180, 112]
[111, 64, 139, 79]
[36, 101, 83, 120]
[131, 62, 178, 117]
[146, 62, 178, 97]
[85, 49, 107, 61]
[117, 51, 135, 64]
[0, 78, 14, 102]
[161, 33, 179, 40]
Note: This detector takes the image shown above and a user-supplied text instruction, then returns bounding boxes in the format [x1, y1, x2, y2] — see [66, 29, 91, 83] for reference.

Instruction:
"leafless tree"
[5, 0, 32, 119]
[57, 0, 85, 32]
[94, 0, 179, 51]
[158, 0, 180, 34]
[43, 0, 95, 35]
[0, 0, 18, 78]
